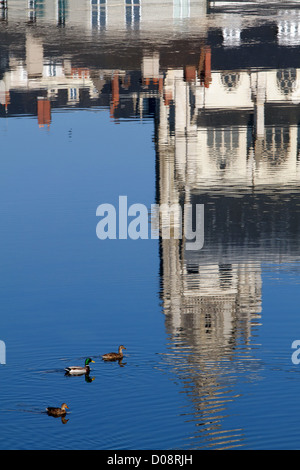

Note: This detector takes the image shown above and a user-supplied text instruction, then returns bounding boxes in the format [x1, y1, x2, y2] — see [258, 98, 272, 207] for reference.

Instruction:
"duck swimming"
[102, 345, 126, 361]
[65, 357, 95, 376]
[46, 403, 69, 417]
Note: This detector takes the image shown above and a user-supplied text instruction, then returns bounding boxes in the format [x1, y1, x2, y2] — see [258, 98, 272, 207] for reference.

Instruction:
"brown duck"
[46, 403, 69, 417]
[102, 345, 126, 361]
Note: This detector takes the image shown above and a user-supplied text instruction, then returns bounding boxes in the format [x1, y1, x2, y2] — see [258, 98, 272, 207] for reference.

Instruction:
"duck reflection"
[47, 414, 69, 424]
[85, 374, 96, 383]
[104, 358, 126, 368]
[64, 370, 96, 383]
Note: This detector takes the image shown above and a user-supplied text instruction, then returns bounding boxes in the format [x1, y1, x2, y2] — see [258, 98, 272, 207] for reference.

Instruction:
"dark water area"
[0, 0, 300, 451]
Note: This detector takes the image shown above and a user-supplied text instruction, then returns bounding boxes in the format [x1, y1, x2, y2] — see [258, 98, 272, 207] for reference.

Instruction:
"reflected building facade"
[156, 58, 300, 355]
[152, 30, 300, 443]
[0, 0, 206, 31]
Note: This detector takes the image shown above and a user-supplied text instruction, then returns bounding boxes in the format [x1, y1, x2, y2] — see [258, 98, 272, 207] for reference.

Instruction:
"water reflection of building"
[2, 0, 300, 50]
[154, 34, 300, 446]
[156, 53, 300, 343]
[1, 32, 299, 336]
[1, 0, 207, 30]
[0, 32, 99, 124]
[159, 66, 300, 190]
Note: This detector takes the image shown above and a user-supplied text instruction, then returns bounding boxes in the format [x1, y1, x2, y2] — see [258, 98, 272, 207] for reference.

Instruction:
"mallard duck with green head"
[65, 357, 95, 376]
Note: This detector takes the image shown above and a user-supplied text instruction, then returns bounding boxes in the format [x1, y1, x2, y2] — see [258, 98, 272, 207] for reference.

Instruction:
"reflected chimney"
[37, 97, 51, 128]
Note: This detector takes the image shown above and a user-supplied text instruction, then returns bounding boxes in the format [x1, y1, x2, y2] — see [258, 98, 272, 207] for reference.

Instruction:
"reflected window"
[207, 128, 240, 170]
[187, 264, 199, 275]
[265, 127, 290, 166]
[44, 60, 63, 78]
[276, 69, 297, 96]
[69, 87, 78, 102]
[221, 72, 240, 92]
[173, 0, 190, 19]
[205, 313, 212, 333]
[222, 27, 241, 48]
[91, 0, 106, 30]
[49, 66, 56, 77]
[277, 10, 300, 46]
[35, 0, 45, 19]
[168, 102, 175, 136]
[57, 0, 68, 26]
[219, 264, 232, 290]
[28, 0, 36, 22]
[1, 0, 7, 21]
[125, 0, 140, 30]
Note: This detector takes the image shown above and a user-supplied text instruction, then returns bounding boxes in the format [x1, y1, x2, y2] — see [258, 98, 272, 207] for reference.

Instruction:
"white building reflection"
[159, 66, 300, 190]
[277, 9, 300, 46]
[0, 0, 206, 31]
[156, 50, 299, 343]
[1, 0, 299, 43]
[154, 41, 299, 445]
